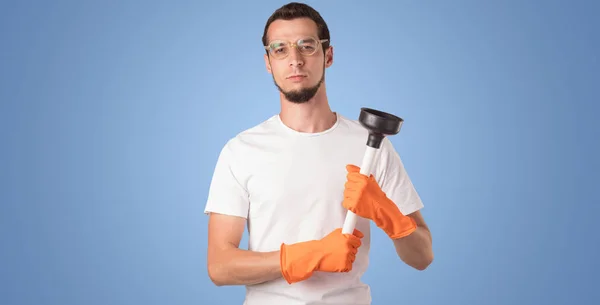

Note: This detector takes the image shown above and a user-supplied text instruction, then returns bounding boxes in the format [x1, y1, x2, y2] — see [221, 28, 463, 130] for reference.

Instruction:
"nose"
[288, 48, 304, 67]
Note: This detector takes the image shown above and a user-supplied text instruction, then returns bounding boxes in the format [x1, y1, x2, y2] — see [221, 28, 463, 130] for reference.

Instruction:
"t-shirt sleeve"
[374, 138, 424, 216]
[203, 140, 250, 218]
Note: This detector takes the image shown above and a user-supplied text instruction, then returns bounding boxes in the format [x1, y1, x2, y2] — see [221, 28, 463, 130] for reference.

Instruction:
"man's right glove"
[280, 228, 364, 284]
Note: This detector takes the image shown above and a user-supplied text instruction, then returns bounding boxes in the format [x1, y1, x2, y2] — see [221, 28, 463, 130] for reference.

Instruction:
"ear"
[264, 53, 272, 74]
[325, 46, 334, 68]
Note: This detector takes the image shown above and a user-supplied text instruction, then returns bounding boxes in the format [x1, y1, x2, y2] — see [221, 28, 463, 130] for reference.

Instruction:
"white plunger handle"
[341, 145, 379, 234]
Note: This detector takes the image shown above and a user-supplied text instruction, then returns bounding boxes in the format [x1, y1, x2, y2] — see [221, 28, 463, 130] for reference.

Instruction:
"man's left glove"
[342, 164, 417, 239]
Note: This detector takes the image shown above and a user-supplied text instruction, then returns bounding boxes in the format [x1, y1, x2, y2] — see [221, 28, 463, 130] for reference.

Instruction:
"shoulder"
[335, 113, 367, 132]
[214, 115, 283, 166]
[335, 112, 397, 151]
[221, 115, 281, 150]
[331, 113, 370, 143]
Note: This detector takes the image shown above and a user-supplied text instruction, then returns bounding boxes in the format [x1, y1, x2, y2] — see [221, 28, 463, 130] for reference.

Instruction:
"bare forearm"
[393, 226, 433, 270]
[208, 247, 283, 286]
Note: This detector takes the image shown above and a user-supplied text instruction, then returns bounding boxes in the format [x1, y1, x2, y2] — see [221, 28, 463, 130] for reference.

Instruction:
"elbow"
[207, 263, 227, 286]
[413, 253, 434, 271]
[413, 262, 432, 271]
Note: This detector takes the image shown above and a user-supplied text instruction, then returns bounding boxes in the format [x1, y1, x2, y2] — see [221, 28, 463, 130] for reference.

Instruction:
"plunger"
[341, 108, 403, 235]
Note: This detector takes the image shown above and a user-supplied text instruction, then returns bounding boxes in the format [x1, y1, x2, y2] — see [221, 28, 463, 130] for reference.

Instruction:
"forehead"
[266, 18, 319, 42]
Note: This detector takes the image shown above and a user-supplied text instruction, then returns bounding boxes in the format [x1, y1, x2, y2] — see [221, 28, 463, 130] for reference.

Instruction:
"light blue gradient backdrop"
[1, 0, 598, 304]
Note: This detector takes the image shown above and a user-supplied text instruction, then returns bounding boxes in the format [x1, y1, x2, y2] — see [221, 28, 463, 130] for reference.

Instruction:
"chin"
[288, 84, 311, 91]
[272, 74, 324, 103]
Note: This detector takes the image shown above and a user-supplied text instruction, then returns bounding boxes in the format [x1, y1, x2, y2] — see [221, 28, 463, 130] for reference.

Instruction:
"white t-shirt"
[204, 112, 424, 305]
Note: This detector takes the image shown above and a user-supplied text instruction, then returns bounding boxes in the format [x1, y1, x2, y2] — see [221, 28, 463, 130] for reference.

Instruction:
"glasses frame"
[264, 37, 329, 59]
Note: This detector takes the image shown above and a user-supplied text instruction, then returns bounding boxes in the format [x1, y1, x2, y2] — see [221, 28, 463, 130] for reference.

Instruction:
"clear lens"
[297, 38, 318, 55]
[268, 41, 287, 58]
[268, 37, 320, 58]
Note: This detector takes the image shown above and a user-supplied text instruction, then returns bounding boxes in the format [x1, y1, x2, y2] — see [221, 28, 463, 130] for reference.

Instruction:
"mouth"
[287, 74, 307, 80]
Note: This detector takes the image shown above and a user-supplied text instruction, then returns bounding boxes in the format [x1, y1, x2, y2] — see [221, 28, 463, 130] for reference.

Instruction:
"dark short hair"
[262, 2, 331, 54]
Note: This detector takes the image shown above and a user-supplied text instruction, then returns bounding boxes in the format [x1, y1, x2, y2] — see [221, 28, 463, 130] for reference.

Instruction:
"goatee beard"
[273, 73, 325, 104]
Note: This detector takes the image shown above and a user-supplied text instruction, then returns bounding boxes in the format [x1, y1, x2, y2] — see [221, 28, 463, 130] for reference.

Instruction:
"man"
[204, 2, 433, 304]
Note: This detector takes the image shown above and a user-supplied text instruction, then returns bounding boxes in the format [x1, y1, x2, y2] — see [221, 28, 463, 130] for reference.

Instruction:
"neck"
[279, 86, 336, 133]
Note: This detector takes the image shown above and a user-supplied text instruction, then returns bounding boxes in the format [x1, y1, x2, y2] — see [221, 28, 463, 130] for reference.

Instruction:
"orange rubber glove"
[280, 228, 363, 284]
[342, 164, 417, 239]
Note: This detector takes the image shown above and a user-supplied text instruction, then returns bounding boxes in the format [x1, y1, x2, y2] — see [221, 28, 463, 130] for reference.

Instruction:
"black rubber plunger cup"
[341, 108, 404, 234]
[359, 108, 403, 148]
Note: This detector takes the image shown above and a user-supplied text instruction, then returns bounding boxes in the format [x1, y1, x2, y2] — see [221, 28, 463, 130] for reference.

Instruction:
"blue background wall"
[1, 0, 598, 304]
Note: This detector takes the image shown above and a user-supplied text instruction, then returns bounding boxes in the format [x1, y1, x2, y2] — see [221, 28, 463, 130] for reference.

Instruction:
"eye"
[298, 39, 317, 50]
[272, 46, 287, 53]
